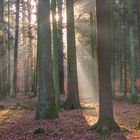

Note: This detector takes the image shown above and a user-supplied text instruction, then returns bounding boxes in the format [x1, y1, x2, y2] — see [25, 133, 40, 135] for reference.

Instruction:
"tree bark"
[35, 0, 58, 119]
[57, 0, 65, 95]
[0, 0, 4, 98]
[12, 0, 20, 97]
[92, 0, 119, 135]
[52, 0, 61, 110]
[64, 0, 80, 109]
[128, 0, 138, 103]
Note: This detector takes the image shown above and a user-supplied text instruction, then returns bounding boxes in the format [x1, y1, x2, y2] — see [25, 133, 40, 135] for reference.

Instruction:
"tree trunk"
[35, 0, 58, 119]
[136, 1, 140, 67]
[12, 0, 20, 97]
[64, 0, 80, 109]
[92, 0, 119, 135]
[128, 0, 138, 103]
[0, 0, 4, 98]
[52, 0, 61, 110]
[7, 0, 11, 96]
[89, 0, 99, 101]
[57, 0, 65, 95]
[110, 0, 116, 99]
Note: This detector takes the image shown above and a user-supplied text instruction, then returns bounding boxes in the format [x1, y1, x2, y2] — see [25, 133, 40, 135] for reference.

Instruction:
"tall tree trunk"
[35, 0, 58, 119]
[128, 0, 138, 103]
[136, 1, 140, 67]
[122, 0, 128, 97]
[92, 0, 119, 135]
[119, 43, 123, 95]
[33, 0, 38, 97]
[0, 0, 4, 98]
[7, 0, 11, 96]
[57, 0, 65, 95]
[27, 0, 33, 94]
[64, 0, 80, 109]
[90, 0, 96, 57]
[22, 0, 26, 94]
[110, 0, 116, 99]
[89, 0, 99, 101]
[52, 0, 61, 110]
[12, 0, 20, 97]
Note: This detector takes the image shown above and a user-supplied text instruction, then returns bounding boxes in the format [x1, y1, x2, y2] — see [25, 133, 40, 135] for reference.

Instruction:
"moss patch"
[130, 95, 139, 104]
[91, 117, 120, 138]
[47, 98, 59, 119]
[35, 100, 58, 120]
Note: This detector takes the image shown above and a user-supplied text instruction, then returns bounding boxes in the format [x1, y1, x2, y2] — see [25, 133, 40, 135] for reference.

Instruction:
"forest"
[0, 0, 140, 139]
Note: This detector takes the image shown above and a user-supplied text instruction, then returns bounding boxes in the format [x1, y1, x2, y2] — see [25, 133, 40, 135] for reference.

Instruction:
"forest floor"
[0, 95, 140, 140]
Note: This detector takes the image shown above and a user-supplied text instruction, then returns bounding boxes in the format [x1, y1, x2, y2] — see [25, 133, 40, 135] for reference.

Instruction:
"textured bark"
[57, 0, 65, 95]
[89, 0, 99, 101]
[22, 0, 26, 94]
[0, 0, 3, 21]
[35, 0, 58, 119]
[0, 0, 4, 98]
[52, 0, 61, 110]
[90, 0, 96, 57]
[34, 0, 39, 97]
[28, 0, 33, 94]
[119, 38, 123, 95]
[24, 0, 33, 95]
[136, 1, 140, 67]
[128, 0, 138, 103]
[64, 0, 80, 109]
[92, 0, 119, 135]
[109, 0, 115, 99]
[12, 0, 20, 97]
[7, 0, 11, 96]
[31, 0, 38, 96]
[2, 34, 5, 96]
[122, 1, 128, 97]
